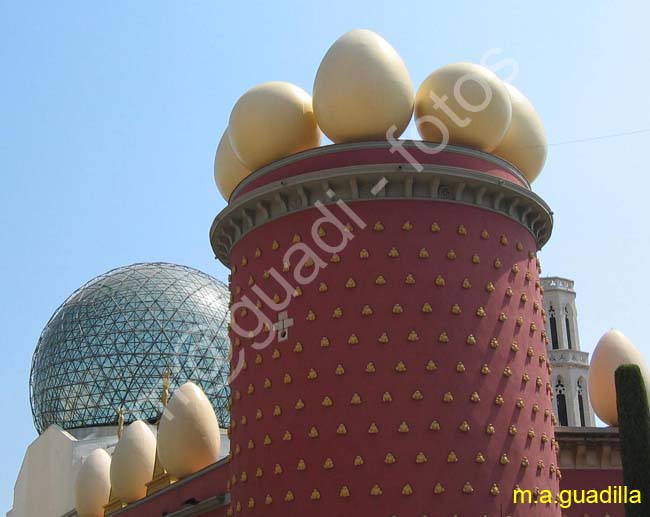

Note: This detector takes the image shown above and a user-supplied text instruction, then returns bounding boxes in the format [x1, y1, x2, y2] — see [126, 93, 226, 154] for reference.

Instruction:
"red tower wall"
[115, 461, 230, 516]
[560, 469, 624, 516]
[216, 143, 560, 516]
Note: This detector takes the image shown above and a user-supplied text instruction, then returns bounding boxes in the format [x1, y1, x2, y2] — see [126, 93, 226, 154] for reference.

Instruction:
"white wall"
[7, 426, 118, 517]
[7, 425, 229, 517]
[7, 425, 77, 517]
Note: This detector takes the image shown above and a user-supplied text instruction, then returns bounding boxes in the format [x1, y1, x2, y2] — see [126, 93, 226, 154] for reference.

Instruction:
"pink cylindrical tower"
[211, 141, 560, 516]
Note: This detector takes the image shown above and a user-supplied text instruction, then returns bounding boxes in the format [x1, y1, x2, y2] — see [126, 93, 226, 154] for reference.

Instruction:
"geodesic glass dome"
[29, 263, 231, 434]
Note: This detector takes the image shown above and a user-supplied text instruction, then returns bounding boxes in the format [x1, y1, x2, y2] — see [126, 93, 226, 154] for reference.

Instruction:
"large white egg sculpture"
[312, 29, 414, 143]
[75, 448, 112, 517]
[110, 420, 157, 503]
[228, 81, 321, 171]
[415, 62, 512, 152]
[157, 382, 221, 479]
[492, 83, 547, 183]
[214, 130, 250, 201]
[588, 329, 650, 426]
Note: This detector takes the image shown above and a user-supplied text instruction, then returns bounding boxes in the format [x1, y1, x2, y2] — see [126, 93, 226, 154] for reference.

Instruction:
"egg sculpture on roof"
[75, 448, 112, 517]
[157, 382, 221, 479]
[214, 130, 250, 200]
[312, 29, 414, 143]
[415, 62, 512, 152]
[109, 420, 157, 503]
[492, 83, 547, 183]
[588, 329, 650, 426]
[228, 81, 321, 172]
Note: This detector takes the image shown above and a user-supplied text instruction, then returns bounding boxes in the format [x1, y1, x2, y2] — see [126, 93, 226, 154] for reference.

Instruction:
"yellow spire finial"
[162, 368, 171, 407]
[117, 407, 125, 439]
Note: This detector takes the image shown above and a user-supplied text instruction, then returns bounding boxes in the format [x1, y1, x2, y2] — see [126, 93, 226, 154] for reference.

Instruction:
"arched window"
[565, 306, 573, 350]
[577, 379, 586, 427]
[555, 378, 568, 426]
[549, 306, 559, 350]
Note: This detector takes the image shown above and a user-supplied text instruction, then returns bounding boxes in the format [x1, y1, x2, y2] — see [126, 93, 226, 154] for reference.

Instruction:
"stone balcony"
[555, 427, 621, 470]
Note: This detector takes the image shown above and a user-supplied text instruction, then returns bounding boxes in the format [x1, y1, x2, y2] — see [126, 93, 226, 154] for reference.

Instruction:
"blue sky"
[1, 0, 649, 511]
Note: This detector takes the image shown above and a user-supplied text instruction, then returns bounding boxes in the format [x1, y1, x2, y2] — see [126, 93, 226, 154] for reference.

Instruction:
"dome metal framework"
[29, 263, 231, 434]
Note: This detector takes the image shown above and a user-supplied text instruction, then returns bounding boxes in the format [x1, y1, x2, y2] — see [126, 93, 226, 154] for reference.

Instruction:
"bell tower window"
[577, 379, 586, 427]
[549, 306, 559, 350]
[555, 378, 568, 426]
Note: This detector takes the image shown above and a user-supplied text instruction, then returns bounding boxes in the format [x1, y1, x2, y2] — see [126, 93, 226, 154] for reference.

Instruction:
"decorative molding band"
[210, 163, 553, 267]
[165, 494, 230, 516]
[548, 350, 590, 367]
[230, 140, 531, 200]
[541, 277, 576, 293]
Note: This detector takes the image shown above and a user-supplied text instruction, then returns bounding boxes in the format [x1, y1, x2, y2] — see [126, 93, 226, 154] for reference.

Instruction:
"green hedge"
[615, 364, 650, 516]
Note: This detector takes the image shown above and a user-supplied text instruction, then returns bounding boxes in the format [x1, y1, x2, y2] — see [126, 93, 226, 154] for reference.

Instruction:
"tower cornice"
[210, 142, 553, 267]
[541, 277, 576, 293]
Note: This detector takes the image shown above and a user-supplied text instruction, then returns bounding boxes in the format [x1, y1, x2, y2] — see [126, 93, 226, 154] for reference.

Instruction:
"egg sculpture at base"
[313, 29, 414, 143]
[588, 329, 650, 426]
[157, 381, 221, 479]
[75, 448, 112, 517]
[110, 420, 157, 503]
[415, 62, 512, 152]
[493, 83, 547, 183]
[228, 81, 321, 172]
[214, 130, 250, 201]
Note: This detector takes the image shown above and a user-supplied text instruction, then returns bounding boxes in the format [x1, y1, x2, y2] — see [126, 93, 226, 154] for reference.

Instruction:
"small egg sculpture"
[110, 420, 157, 503]
[313, 29, 414, 143]
[75, 448, 112, 517]
[214, 130, 250, 201]
[492, 83, 547, 183]
[589, 329, 650, 426]
[228, 81, 321, 171]
[157, 382, 221, 479]
[415, 62, 512, 152]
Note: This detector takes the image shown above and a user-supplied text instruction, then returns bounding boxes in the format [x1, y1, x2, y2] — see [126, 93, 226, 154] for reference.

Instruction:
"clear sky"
[1, 0, 649, 511]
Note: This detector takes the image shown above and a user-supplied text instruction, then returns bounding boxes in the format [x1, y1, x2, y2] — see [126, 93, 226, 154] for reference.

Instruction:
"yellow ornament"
[462, 482, 474, 494]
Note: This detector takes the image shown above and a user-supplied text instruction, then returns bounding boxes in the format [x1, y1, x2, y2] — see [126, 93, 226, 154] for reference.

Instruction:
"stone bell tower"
[211, 141, 561, 516]
[541, 277, 595, 427]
